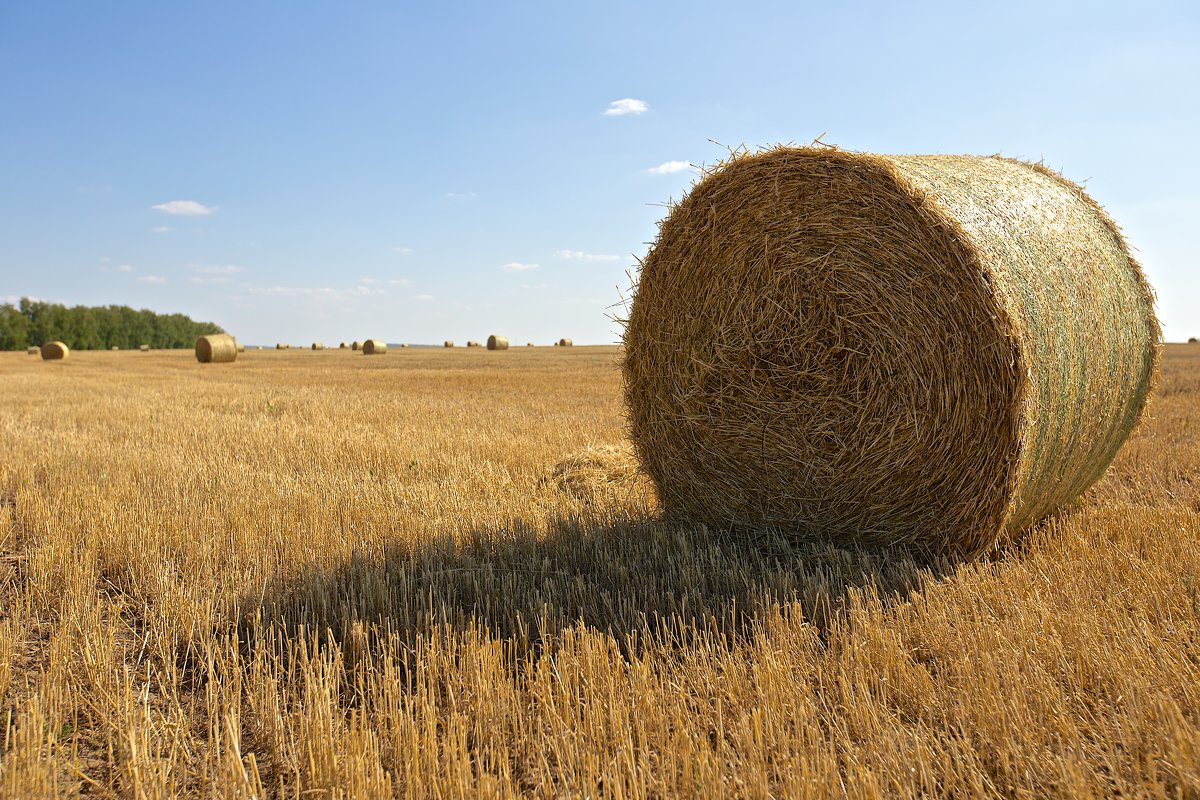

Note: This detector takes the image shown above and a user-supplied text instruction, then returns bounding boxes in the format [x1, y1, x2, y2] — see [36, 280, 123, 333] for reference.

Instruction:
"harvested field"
[0, 344, 1196, 798]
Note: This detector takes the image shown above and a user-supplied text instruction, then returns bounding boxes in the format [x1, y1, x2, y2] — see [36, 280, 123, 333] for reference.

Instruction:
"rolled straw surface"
[41, 341, 69, 360]
[487, 335, 509, 350]
[444, 341, 455, 348]
[362, 339, 387, 355]
[196, 333, 238, 363]
[623, 146, 1160, 557]
[312, 343, 324, 350]
[558, 338, 573, 347]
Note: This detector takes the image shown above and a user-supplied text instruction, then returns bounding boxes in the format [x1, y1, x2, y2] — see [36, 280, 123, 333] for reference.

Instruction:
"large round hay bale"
[27, 346, 39, 355]
[139, 344, 150, 352]
[487, 335, 509, 351]
[312, 342, 324, 350]
[558, 338, 573, 347]
[362, 339, 387, 355]
[624, 147, 1160, 558]
[195, 333, 238, 363]
[444, 340, 454, 348]
[41, 341, 69, 360]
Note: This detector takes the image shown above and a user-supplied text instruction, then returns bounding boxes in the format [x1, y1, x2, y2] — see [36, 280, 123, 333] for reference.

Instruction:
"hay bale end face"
[195, 333, 238, 364]
[362, 339, 387, 355]
[558, 338, 573, 347]
[487, 335, 509, 351]
[444, 340, 454, 348]
[41, 341, 69, 360]
[624, 146, 1160, 558]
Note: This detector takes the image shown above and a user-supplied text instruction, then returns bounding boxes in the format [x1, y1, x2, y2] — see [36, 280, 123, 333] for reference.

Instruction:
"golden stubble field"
[1, 344, 1197, 798]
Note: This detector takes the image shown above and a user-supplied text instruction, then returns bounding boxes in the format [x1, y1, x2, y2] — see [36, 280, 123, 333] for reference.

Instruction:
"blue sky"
[1, 1, 1197, 344]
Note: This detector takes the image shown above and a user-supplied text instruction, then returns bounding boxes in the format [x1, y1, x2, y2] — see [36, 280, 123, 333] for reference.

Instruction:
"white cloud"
[393, 246, 413, 254]
[647, 160, 693, 175]
[388, 278, 412, 286]
[412, 294, 435, 302]
[152, 226, 172, 234]
[99, 256, 111, 263]
[360, 277, 380, 284]
[188, 276, 232, 284]
[116, 264, 134, 272]
[136, 275, 167, 285]
[500, 262, 540, 272]
[445, 191, 476, 199]
[248, 285, 382, 301]
[555, 249, 620, 262]
[604, 98, 648, 116]
[151, 200, 215, 216]
[192, 264, 243, 275]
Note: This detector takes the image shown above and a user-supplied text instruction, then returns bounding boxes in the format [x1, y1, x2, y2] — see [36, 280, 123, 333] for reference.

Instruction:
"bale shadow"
[236, 511, 970, 666]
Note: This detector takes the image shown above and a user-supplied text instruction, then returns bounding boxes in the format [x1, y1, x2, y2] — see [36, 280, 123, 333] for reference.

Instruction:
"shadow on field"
[237, 513, 964, 661]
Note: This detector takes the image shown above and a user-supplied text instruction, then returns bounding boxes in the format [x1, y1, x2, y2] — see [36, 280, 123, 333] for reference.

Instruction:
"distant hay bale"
[400, 343, 409, 349]
[195, 333, 238, 363]
[110, 345, 120, 351]
[40, 341, 69, 360]
[487, 335, 509, 351]
[546, 444, 654, 505]
[1190, 337, 1198, 344]
[312, 342, 324, 350]
[276, 343, 287, 350]
[444, 340, 454, 348]
[139, 344, 150, 352]
[527, 342, 534, 347]
[27, 346, 39, 355]
[558, 338, 573, 347]
[340, 342, 348, 349]
[236, 343, 245, 353]
[624, 146, 1160, 558]
[351, 341, 361, 351]
[467, 340, 482, 348]
[362, 339, 387, 355]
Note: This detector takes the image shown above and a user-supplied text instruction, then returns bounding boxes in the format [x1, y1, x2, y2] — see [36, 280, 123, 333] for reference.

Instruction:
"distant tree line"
[0, 298, 223, 350]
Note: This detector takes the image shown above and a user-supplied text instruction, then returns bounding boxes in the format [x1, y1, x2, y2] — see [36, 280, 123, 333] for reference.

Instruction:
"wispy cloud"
[388, 278, 412, 286]
[555, 249, 621, 262]
[445, 191, 476, 199]
[647, 160, 693, 175]
[136, 275, 167, 285]
[248, 285, 382, 301]
[392, 246, 413, 254]
[605, 98, 648, 116]
[116, 264, 134, 273]
[501, 262, 540, 272]
[412, 294, 435, 302]
[151, 200, 215, 216]
[151, 226, 172, 234]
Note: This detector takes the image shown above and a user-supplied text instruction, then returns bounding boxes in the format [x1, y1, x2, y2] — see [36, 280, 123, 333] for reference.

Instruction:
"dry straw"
[487, 335, 509, 350]
[558, 338, 573, 347]
[362, 339, 387, 355]
[312, 342, 324, 350]
[546, 443, 655, 506]
[623, 146, 1160, 558]
[195, 333, 238, 364]
[444, 340, 455, 348]
[41, 342, 69, 360]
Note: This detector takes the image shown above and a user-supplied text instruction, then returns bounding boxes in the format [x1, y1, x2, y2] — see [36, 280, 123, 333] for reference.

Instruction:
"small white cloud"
[152, 200, 215, 216]
[188, 276, 232, 284]
[555, 249, 620, 262]
[412, 294, 435, 302]
[116, 264, 134, 273]
[152, 226, 172, 234]
[604, 98, 648, 116]
[388, 278, 412, 286]
[393, 246, 413, 254]
[521, 283, 550, 290]
[248, 285, 382, 301]
[445, 191, 476, 199]
[136, 275, 167, 285]
[501, 262, 540, 272]
[647, 160, 693, 175]
[361, 277, 381, 285]
[99, 256, 111, 263]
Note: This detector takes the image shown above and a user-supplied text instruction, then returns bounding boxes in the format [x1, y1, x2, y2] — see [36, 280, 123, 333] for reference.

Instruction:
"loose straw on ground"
[624, 146, 1160, 558]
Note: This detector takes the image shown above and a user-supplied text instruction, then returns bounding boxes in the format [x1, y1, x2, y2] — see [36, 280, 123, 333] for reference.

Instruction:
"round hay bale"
[558, 338, 573, 347]
[362, 339, 387, 355]
[236, 343, 245, 353]
[195, 333, 238, 363]
[527, 342, 534, 347]
[444, 340, 455, 348]
[467, 340, 482, 348]
[275, 343, 287, 350]
[312, 342, 324, 350]
[139, 344, 150, 352]
[351, 340, 361, 351]
[1189, 337, 1198, 344]
[623, 146, 1160, 558]
[27, 346, 39, 355]
[110, 345, 120, 351]
[400, 343, 409, 349]
[339, 342, 348, 349]
[41, 341, 69, 360]
[487, 335, 509, 351]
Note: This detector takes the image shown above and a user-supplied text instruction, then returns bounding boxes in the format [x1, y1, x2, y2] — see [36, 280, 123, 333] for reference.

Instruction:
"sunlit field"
[1, 344, 1197, 798]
